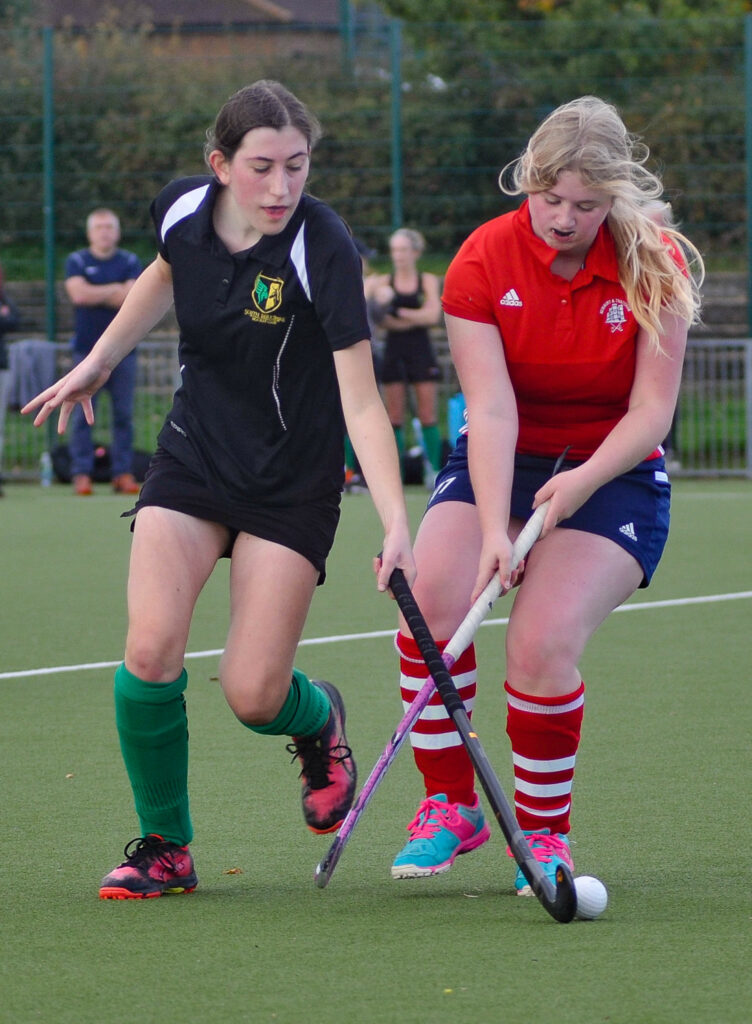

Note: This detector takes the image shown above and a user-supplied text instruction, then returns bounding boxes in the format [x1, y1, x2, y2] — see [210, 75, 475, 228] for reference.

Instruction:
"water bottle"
[40, 450, 53, 487]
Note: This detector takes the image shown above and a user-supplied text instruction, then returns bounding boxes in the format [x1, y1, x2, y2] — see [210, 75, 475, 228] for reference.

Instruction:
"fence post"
[745, 15, 752, 335]
[339, 0, 354, 77]
[389, 18, 403, 231]
[42, 25, 56, 344]
[745, 341, 752, 478]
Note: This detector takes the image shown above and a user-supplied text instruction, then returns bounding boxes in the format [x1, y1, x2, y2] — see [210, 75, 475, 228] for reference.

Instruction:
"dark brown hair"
[204, 80, 322, 164]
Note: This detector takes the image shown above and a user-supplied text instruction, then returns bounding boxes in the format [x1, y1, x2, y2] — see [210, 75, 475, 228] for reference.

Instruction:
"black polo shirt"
[150, 176, 370, 506]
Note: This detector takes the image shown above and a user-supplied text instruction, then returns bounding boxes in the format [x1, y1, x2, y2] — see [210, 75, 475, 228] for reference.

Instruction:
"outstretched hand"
[21, 359, 112, 433]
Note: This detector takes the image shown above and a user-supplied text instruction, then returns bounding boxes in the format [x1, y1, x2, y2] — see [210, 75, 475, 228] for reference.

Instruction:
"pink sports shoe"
[99, 834, 198, 899]
[286, 681, 357, 834]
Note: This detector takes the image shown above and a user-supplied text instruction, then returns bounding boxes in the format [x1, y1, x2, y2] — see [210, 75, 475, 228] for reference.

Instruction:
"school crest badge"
[600, 298, 630, 332]
[252, 274, 284, 314]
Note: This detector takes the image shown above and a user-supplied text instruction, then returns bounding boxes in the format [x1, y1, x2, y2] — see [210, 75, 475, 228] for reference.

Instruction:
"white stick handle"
[443, 499, 549, 662]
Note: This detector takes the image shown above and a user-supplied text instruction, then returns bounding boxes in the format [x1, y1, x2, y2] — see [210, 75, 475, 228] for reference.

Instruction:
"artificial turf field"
[1, 478, 750, 1024]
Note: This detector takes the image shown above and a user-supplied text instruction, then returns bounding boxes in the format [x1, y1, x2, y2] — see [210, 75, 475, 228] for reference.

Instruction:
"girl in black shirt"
[24, 81, 414, 899]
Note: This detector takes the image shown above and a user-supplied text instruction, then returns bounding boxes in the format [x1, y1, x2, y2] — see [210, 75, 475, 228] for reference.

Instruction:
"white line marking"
[2, 590, 752, 682]
[676, 491, 752, 500]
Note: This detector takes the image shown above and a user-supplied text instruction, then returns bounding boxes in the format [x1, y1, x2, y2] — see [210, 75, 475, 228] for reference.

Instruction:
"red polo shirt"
[442, 201, 640, 459]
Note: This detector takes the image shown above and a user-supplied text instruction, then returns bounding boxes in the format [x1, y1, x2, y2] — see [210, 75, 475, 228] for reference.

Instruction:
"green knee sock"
[393, 425, 405, 460]
[114, 663, 193, 846]
[245, 668, 329, 738]
[421, 423, 442, 470]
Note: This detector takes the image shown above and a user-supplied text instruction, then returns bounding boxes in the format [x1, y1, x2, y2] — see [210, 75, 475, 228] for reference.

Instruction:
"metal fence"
[674, 338, 752, 476]
[2, 13, 751, 482]
[0, 14, 749, 285]
[3, 335, 750, 483]
[2, 338, 179, 483]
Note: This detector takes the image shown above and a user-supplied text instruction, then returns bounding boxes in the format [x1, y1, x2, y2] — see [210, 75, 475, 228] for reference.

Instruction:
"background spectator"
[64, 208, 143, 495]
[365, 228, 442, 481]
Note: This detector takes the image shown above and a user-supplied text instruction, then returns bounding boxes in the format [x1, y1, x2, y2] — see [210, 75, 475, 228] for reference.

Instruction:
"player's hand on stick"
[470, 446, 571, 602]
[532, 462, 594, 535]
[21, 358, 112, 433]
[373, 528, 416, 594]
[472, 528, 519, 604]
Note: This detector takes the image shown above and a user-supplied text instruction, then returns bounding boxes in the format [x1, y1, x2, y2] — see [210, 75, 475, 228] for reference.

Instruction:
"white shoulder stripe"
[160, 184, 211, 243]
[290, 222, 310, 301]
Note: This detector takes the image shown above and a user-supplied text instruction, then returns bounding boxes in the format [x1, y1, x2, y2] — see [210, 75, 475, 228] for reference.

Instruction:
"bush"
[0, 11, 747, 270]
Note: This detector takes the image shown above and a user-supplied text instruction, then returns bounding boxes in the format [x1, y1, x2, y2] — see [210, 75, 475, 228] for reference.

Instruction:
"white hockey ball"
[574, 875, 608, 920]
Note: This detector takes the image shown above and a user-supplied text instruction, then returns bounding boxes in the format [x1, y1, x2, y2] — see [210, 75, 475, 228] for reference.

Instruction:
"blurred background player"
[64, 208, 143, 495]
[365, 228, 442, 481]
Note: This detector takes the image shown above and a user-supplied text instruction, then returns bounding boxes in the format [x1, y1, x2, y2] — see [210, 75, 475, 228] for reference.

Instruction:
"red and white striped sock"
[397, 631, 476, 806]
[504, 679, 585, 836]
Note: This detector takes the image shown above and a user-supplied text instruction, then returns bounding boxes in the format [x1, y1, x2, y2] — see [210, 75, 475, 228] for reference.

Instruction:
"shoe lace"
[286, 735, 353, 791]
[122, 834, 180, 871]
[406, 797, 460, 839]
[506, 831, 569, 864]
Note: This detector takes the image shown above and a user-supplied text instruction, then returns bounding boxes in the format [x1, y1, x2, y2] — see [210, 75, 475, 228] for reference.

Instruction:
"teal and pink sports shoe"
[508, 829, 574, 896]
[391, 793, 491, 879]
[99, 834, 197, 900]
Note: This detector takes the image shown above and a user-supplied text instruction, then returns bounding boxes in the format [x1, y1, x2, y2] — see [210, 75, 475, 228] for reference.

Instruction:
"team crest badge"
[600, 297, 630, 332]
[252, 274, 284, 313]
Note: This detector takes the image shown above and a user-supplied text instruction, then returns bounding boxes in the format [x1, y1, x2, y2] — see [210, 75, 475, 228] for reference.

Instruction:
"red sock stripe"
[396, 631, 476, 676]
[504, 680, 585, 835]
[397, 630, 476, 806]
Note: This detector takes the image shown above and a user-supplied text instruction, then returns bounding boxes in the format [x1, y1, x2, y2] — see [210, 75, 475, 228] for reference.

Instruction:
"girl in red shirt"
[391, 96, 703, 893]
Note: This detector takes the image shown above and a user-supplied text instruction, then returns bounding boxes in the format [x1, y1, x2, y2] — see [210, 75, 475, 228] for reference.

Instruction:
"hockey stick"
[388, 567, 577, 924]
[314, 498, 552, 890]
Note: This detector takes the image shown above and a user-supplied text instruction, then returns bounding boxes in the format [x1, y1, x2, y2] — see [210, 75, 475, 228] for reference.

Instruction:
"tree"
[0, 0, 28, 18]
[368, 0, 750, 19]
[362, 0, 530, 18]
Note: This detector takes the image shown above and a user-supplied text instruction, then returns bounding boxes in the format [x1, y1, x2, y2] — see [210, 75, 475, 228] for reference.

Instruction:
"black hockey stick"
[388, 568, 577, 923]
[315, 448, 571, 891]
[315, 498, 554, 889]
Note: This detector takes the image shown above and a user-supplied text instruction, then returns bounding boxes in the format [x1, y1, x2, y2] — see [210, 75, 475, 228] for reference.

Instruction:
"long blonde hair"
[501, 96, 704, 351]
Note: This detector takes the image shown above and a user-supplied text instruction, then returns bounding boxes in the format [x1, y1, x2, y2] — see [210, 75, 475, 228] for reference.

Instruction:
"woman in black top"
[24, 80, 414, 900]
[366, 228, 442, 479]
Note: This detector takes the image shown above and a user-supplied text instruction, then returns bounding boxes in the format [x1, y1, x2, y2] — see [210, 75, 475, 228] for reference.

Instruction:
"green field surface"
[1, 479, 750, 1024]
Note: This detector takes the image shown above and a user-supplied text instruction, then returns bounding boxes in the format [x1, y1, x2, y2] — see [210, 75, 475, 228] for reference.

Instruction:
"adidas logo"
[499, 288, 523, 307]
[619, 522, 637, 542]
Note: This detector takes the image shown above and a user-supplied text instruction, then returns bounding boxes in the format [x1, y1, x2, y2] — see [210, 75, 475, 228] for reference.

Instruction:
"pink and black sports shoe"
[287, 681, 357, 834]
[99, 834, 198, 899]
